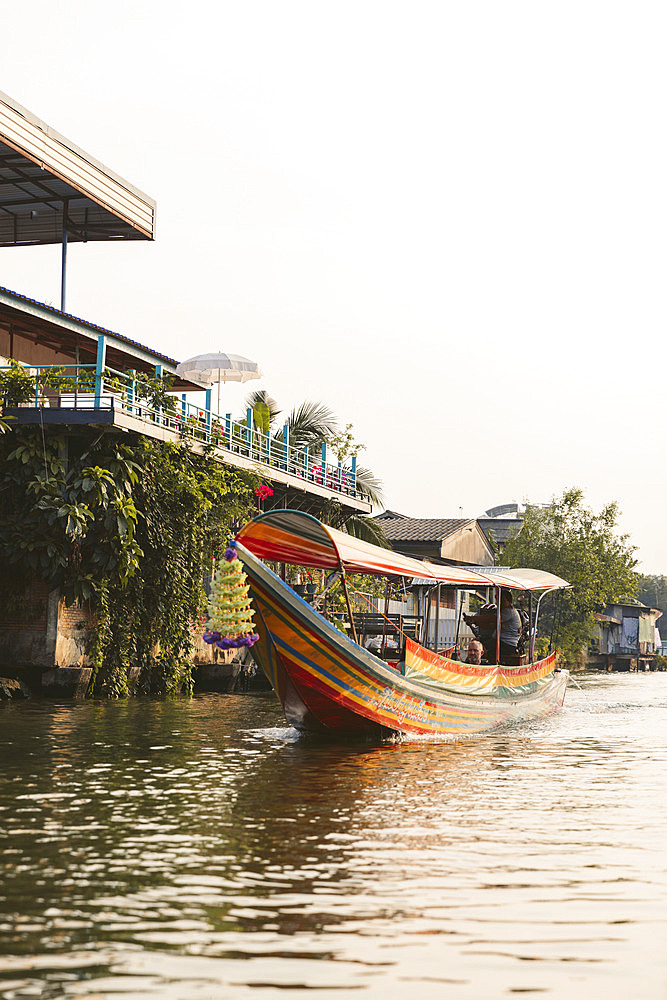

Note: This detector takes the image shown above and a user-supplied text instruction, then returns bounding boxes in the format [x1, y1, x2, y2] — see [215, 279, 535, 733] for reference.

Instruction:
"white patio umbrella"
[176, 352, 262, 413]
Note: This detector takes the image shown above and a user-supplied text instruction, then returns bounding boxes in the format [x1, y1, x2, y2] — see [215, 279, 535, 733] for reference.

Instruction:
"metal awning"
[0, 90, 155, 247]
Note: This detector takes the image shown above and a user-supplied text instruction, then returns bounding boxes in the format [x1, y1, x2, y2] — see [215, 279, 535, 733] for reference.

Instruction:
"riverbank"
[0, 651, 271, 700]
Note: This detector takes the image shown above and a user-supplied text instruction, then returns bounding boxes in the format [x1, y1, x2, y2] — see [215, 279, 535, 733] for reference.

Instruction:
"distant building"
[477, 503, 525, 556]
[588, 602, 663, 671]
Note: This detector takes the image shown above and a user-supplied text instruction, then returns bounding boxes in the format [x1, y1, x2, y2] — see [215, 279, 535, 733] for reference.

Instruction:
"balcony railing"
[2, 364, 364, 502]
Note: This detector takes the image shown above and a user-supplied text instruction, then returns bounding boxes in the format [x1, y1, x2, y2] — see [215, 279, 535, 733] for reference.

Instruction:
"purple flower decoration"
[224, 541, 238, 562]
[207, 632, 260, 650]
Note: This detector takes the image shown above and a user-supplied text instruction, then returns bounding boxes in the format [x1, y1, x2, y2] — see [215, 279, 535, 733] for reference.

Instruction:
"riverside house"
[588, 602, 662, 672]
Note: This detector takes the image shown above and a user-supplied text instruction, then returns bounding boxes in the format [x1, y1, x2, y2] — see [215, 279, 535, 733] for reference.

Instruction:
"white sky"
[2, 1, 665, 570]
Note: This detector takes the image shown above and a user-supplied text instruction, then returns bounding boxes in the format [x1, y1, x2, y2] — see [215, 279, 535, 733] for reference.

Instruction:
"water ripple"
[1, 678, 667, 997]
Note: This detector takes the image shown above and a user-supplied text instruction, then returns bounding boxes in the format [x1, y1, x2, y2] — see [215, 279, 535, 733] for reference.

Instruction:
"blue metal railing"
[1, 363, 362, 501]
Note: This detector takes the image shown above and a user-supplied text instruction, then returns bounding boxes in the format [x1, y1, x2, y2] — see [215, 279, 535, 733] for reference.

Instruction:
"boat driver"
[464, 590, 522, 663]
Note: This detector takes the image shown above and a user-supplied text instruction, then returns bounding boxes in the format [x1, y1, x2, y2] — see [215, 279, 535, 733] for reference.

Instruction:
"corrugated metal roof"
[0, 90, 155, 246]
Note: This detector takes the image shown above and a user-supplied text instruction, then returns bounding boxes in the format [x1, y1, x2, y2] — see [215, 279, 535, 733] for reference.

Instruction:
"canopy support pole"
[340, 567, 358, 645]
[495, 587, 501, 665]
[454, 590, 464, 657]
[380, 579, 389, 657]
[528, 591, 534, 662]
[423, 587, 432, 648]
[534, 587, 557, 654]
[433, 584, 441, 652]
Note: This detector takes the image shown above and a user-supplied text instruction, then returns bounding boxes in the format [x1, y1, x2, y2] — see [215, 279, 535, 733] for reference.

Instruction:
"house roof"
[0, 285, 206, 390]
[375, 511, 471, 543]
[594, 613, 622, 626]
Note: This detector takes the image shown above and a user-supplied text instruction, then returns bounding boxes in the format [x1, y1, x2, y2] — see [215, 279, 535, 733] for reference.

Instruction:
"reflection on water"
[1, 674, 667, 998]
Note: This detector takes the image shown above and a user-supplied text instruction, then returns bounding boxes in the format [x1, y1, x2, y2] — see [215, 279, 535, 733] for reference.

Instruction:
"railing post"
[154, 364, 163, 423]
[225, 413, 231, 448]
[337, 460, 342, 492]
[351, 454, 357, 495]
[246, 408, 253, 455]
[126, 369, 136, 413]
[283, 424, 290, 471]
[181, 393, 187, 423]
[94, 335, 106, 407]
[205, 388, 212, 439]
[321, 442, 327, 483]
[303, 444, 309, 479]
[34, 367, 40, 406]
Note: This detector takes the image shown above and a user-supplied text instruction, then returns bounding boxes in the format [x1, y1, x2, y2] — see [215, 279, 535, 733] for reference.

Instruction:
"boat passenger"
[465, 640, 485, 665]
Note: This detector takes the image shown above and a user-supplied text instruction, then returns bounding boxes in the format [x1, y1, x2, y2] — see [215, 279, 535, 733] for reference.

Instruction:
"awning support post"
[60, 201, 69, 312]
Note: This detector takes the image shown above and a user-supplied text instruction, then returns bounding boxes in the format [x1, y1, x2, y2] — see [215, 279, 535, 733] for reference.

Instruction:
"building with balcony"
[0, 90, 371, 693]
[0, 285, 369, 513]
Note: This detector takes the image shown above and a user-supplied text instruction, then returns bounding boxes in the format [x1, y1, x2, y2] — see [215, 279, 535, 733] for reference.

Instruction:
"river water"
[0, 672, 666, 999]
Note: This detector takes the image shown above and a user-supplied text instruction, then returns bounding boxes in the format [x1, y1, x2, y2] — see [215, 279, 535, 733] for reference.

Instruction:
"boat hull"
[239, 544, 569, 737]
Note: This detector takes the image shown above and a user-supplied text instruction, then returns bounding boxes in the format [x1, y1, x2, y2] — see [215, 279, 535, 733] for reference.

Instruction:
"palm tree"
[276, 401, 338, 450]
[244, 389, 280, 436]
[239, 393, 383, 514]
[348, 464, 383, 507]
[311, 499, 390, 547]
[338, 513, 390, 547]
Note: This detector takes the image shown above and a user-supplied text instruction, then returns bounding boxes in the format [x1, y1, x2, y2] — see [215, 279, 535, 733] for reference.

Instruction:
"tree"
[328, 422, 366, 464]
[502, 488, 637, 665]
[636, 575, 667, 638]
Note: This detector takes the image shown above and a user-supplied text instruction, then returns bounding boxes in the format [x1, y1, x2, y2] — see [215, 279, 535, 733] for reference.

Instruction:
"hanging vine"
[0, 425, 258, 696]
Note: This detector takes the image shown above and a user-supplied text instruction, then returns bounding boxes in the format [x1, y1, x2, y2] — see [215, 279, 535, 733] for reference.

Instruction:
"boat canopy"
[235, 510, 570, 591]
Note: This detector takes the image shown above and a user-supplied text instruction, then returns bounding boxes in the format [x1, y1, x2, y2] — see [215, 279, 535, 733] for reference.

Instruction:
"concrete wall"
[0, 585, 249, 695]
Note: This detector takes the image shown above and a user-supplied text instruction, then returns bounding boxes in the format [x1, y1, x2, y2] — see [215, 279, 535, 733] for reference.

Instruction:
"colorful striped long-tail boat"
[235, 511, 570, 738]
